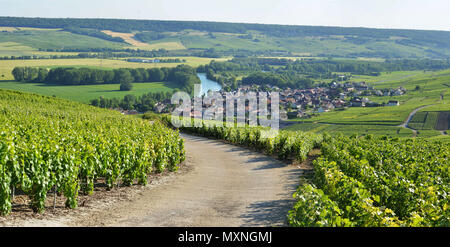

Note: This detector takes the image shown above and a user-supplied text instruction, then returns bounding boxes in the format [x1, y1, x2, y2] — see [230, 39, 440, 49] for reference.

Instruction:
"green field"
[0, 28, 124, 53]
[0, 42, 80, 57]
[0, 80, 178, 103]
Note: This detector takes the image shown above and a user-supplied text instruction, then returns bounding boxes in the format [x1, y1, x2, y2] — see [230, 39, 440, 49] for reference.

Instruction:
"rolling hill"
[1, 16, 450, 58]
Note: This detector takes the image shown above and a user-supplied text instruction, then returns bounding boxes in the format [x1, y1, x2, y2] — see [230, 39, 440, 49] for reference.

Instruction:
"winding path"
[398, 105, 431, 136]
[18, 134, 305, 227]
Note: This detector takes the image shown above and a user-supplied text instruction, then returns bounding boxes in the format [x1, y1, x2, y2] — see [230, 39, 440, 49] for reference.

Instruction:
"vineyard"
[289, 135, 449, 226]
[167, 117, 323, 163]
[0, 89, 185, 215]
[169, 118, 449, 227]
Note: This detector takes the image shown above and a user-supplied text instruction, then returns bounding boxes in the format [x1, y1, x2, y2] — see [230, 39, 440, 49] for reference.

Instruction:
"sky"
[1, 0, 450, 31]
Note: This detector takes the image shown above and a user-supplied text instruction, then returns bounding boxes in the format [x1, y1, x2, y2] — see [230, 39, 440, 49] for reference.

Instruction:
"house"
[279, 110, 288, 120]
[355, 82, 369, 91]
[290, 103, 300, 109]
[366, 102, 381, 107]
[330, 81, 338, 88]
[155, 103, 166, 113]
[332, 99, 346, 108]
[387, 100, 400, 106]
[350, 98, 365, 107]
[317, 107, 325, 113]
[323, 102, 335, 111]
[393, 89, 405, 96]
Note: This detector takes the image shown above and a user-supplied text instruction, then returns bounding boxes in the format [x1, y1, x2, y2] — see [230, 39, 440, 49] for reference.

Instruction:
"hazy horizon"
[1, 0, 450, 32]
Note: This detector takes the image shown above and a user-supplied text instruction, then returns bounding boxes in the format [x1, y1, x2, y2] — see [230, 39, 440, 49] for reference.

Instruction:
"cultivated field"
[0, 57, 229, 80]
[0, 28, 124, 52]
[0, 42, 80, 57]
[102, 30, 186, 50]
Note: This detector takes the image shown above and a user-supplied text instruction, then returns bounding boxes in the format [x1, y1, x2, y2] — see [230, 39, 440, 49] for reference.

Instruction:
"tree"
[12, 67, 24, 81]
[37, 68, 48, 82]
[120, 94, 137, 110]
[90, 98, 100, 107]
[114, 69, 133, 84]
[103, 70, 115, 83]
[130, 69, 144, 82]
[147, 68, 165, 82]
[120, 81, 133, 91]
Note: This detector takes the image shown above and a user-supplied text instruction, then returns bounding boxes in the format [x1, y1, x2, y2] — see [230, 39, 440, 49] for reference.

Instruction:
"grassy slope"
[0, 42, 80, 57]
[0, 29, 124, 51]
[142, 30, 448, 58]
[2, 27, 447, 58]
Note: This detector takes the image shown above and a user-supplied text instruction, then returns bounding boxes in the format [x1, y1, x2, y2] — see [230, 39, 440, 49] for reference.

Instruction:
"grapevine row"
[166, 117, 323, 163]
[0, 90, 185, 215]
[166, 117, 449, 227]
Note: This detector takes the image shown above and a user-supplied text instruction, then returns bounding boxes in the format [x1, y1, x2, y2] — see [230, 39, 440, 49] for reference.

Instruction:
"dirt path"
[11, 134, 304, 227]
[398, 105, 432, 136]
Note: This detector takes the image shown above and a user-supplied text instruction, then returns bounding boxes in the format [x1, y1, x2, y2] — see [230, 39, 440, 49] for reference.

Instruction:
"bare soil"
[101, 30, 152, 47]
[1, 134, 307, 227]
[435, 111, 449, 130]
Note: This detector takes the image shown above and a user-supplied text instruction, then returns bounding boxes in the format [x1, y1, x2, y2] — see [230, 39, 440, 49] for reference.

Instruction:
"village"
[144, 80, 406, 120]
[269, 81, 405, 119]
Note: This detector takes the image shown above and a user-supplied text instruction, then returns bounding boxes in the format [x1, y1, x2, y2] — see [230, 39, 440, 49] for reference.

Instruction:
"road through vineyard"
[19, 134, 305, 226]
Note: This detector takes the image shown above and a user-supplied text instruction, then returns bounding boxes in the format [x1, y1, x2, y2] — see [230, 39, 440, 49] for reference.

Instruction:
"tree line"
[90, 91, 173, 113]
[12, 65, 200, 94]
[219, 57, 450, 75]
[198, 57, 450, 90]
[0, 53, 99, 60]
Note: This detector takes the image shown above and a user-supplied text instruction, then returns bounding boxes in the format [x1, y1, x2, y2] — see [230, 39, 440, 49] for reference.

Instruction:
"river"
[197, 73, 222, 96]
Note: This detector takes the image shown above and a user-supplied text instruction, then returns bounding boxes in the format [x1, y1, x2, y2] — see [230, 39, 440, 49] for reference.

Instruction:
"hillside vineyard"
[0, 90, 185, 215]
